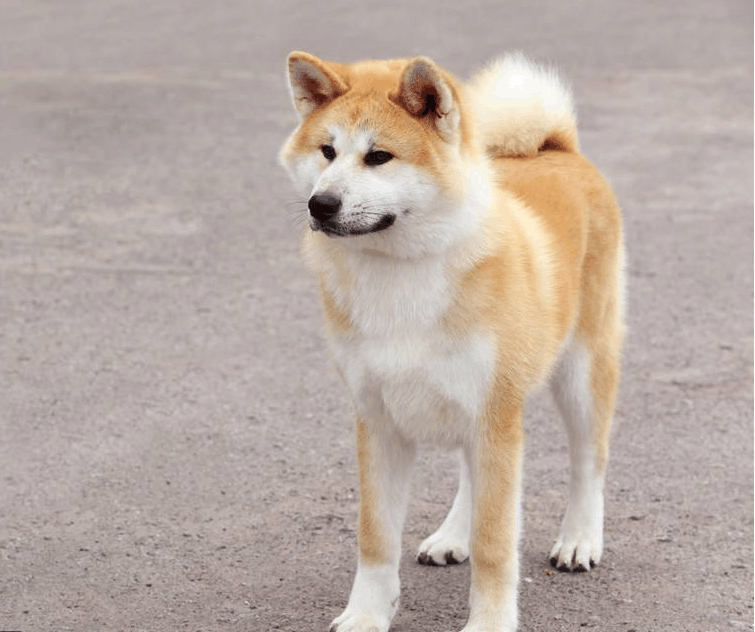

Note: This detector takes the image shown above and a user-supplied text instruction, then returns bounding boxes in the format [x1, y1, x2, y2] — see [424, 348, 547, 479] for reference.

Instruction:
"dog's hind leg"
[417, 449, 472, 566]
[548, 335, 621, 571]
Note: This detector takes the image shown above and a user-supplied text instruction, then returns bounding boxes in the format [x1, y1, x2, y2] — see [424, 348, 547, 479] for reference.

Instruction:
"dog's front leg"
[330, 415, 416, 632]
[462, 400, 524, 632]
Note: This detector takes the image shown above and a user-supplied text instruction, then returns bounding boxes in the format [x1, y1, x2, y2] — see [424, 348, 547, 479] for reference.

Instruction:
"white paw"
[549, 534, 602, 572]
[549, 511, 603, 572]
[329, 610, 389, 632]
[417, 529, 469, 566]
[332, 565, 399, 632]
[460, 592, 518, 632]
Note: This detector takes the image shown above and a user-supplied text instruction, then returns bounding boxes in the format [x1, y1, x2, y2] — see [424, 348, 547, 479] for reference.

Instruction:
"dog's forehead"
[328, 125, 373, 153]
[321, 92, 422, 152]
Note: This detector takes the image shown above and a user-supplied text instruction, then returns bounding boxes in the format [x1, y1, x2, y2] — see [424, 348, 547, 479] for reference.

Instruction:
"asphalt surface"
[0, 2, 752, 631]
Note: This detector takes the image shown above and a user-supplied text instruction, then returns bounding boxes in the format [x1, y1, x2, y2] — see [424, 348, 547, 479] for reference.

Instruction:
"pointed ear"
[286, 51, 348, 119]
[393, 57, 460, 140]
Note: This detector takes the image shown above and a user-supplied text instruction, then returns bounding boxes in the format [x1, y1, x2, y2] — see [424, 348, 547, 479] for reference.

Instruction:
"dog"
[279, 50, 625, 632]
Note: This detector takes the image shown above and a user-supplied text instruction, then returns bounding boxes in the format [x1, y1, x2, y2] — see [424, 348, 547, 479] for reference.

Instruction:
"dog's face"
[279, 52, 484, 258]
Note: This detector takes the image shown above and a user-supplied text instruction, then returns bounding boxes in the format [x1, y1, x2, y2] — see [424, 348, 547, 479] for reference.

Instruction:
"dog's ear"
[393, 57, 460, 141]
[286, 51, 347, 119]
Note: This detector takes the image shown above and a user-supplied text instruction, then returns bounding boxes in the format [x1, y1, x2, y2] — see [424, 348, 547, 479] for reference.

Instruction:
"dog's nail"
[445, 551, 459, 565]
[418, 552, 438, 566]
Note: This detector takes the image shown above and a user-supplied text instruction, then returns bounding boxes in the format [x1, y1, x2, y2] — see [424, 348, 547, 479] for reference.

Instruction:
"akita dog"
[279, 51, 625, 632]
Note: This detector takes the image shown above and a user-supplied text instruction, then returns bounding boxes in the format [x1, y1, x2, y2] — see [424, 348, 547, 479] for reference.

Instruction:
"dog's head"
[279, 52, 487, 258]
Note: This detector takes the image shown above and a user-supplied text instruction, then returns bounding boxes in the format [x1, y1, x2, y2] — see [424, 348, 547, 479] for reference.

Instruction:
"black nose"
[308, 194, 342, 222]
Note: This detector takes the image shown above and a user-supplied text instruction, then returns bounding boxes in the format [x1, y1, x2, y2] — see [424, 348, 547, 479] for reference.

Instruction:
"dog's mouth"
[314, 213, 396, 237]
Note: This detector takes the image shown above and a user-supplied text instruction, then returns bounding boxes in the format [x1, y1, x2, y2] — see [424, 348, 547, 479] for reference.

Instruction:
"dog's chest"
[325, 260, 496, 444]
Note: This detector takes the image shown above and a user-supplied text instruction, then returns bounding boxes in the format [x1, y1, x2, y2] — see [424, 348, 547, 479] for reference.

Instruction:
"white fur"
[417, 449, 472, 564]
[333, 326, 497, 446]
[295, 126, 493, 260]
[549, 340, 605, 570]
[331, 563, 400, 632]
[468, 52, 577, 156]
[318, 240, 497, 446]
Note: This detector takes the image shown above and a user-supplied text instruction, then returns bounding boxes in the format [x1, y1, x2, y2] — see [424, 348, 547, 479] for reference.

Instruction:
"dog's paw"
[329, 611, 388, 632]
[549, 494, 604, 572]
[417, 530, 469, 566]
[548, 528, 603, 572]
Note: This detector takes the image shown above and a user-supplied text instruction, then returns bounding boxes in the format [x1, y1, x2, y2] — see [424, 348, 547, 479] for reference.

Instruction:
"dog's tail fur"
[468, 53, 578, 157]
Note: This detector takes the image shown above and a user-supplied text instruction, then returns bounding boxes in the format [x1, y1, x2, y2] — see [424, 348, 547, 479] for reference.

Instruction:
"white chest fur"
[321, 251, 496, 446]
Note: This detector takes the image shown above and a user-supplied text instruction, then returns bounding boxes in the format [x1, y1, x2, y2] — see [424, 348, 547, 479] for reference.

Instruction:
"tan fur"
[355, 417, 389, 565]
[472, 395, 523, 590]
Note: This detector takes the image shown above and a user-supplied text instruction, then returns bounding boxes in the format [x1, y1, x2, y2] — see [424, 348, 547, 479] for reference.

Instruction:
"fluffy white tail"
[468, 53, 578, 157]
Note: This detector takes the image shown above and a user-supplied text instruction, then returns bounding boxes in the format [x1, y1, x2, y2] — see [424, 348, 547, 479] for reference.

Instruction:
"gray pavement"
[0, 2, 752, 631]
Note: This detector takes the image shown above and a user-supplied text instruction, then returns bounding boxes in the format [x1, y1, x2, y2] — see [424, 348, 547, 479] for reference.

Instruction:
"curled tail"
[468, 53, 578, 157]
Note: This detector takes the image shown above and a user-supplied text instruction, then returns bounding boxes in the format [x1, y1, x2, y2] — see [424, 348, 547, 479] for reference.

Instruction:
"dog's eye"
[364, 150, 393, 166]
[321, 144, 336, 161]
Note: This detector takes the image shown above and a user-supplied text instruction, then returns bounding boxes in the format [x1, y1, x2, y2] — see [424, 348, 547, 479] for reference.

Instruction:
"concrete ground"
[0, 1, 752, 631]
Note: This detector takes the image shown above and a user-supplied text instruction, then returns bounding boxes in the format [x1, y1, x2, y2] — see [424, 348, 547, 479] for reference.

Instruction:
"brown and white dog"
[279, 51, 625, 632]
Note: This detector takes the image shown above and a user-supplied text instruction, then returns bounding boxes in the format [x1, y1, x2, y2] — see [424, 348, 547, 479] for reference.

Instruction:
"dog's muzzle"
[308, 193, 395, 237]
